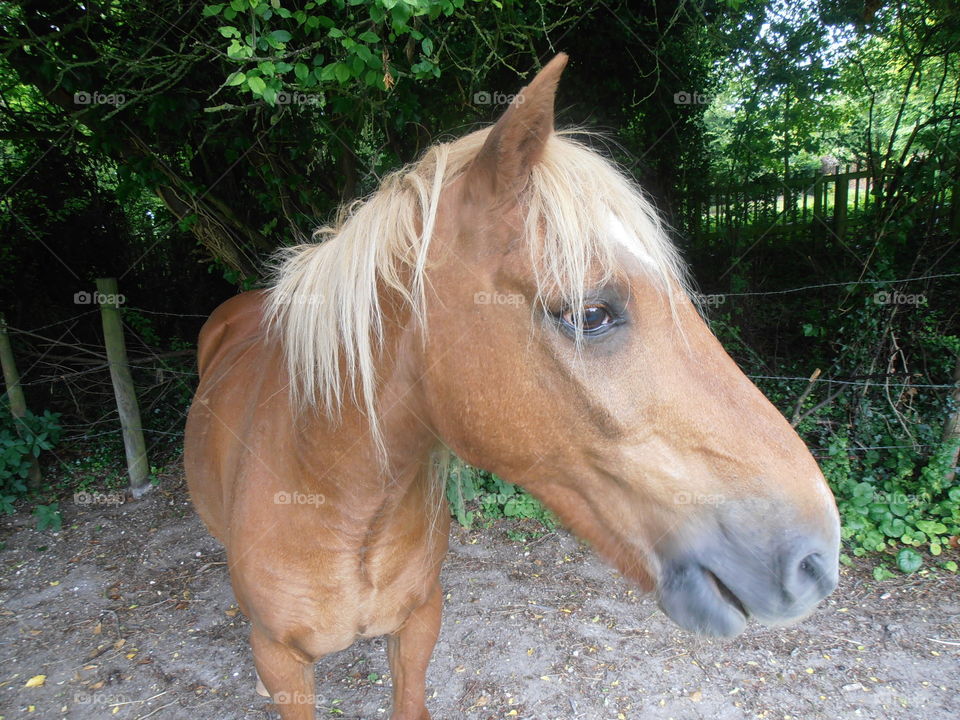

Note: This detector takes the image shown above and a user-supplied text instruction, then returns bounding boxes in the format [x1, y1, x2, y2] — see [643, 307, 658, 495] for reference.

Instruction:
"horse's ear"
[467, 53, 568, 198]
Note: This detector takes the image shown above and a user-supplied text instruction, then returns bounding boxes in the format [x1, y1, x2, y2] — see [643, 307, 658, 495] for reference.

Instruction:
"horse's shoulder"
[197, 290, 268, 379]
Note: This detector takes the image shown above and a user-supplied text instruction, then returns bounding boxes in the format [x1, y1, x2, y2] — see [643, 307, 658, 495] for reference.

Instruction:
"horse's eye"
[561, 303, 614, 334]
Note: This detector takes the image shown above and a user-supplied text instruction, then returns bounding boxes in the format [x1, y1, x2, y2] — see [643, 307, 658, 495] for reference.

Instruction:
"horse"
[184, 53, 840, 720]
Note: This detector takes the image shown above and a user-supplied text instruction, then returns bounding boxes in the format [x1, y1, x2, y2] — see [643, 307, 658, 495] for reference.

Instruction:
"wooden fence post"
[812, 174, 824, 239]
[943, 354, 960, 485]
[833, 165, 848, 240]
[0, 315, 42, 487]
[96, 278, 150, 497]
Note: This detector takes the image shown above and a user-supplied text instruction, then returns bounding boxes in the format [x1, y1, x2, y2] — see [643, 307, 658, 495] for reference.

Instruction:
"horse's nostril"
[799, 553, 820, 578]
[788, 549, 837, 601]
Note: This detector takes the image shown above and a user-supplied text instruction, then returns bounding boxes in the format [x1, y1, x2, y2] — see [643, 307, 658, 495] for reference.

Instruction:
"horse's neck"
[292, 295, 437, 507]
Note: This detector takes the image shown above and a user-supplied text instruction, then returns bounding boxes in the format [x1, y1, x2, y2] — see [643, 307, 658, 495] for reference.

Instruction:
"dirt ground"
[1, 472, 958, 720]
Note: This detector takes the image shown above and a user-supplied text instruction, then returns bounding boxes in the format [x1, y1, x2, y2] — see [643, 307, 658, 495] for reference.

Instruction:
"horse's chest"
[351, 528, 447, 634]
[237, 512, 447, 652]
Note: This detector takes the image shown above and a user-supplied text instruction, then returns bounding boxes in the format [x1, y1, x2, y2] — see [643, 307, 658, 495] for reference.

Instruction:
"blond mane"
[266, 128, 692, 449]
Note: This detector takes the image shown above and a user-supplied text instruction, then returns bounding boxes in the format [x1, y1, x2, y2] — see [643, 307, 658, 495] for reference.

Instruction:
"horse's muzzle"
[655, 526, 839, 638]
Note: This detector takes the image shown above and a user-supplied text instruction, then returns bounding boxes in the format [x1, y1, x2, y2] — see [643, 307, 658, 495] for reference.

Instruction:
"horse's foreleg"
[387, 581, 443, 720]
[251, 628, 316, 720]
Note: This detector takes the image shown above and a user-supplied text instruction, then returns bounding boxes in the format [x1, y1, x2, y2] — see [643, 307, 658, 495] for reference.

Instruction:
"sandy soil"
[1, 473, 958, 720]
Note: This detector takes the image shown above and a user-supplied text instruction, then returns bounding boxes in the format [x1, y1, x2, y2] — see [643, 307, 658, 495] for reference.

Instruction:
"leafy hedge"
[446, 458, 555, 538]
[0, 404, 62, 530]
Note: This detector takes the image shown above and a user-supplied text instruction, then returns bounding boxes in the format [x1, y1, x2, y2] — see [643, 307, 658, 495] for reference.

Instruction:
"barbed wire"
[124, 306, 210, 318]
[697, 271, 960, 298]
[1, 272, 956, 459]
[748, 374, 957, 389]
[2, 311, 955, 393]
[3, 270, 957, 337]
[62, 428, 121, 442]
[813, 443, 944, 456]
[2, 310, 99, 334]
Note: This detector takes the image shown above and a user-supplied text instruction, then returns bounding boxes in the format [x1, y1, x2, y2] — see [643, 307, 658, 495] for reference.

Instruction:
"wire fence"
[2, 304, 200, 454]
[1, 273, 957, 458]
[747, 374, 957, 389]
[701, 271, 960, 298]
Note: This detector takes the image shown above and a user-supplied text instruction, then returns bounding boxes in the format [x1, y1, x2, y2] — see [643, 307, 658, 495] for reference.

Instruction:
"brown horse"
[184, 54, 840, 720]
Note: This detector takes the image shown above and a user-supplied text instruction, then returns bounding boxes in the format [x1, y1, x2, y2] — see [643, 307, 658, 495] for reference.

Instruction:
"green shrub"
[0, 404, 62, 528]
[741, 287, 960, 577]
[446, 457, 555, 535]
[824, 433, 960, 577]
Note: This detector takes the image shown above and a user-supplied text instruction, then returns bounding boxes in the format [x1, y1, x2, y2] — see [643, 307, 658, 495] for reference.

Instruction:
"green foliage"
[696, 0, 960, 577]
[204, 0, 462, 103]
[896, 547, 923, 574]
[0, 405, 63, 529]
[704, 0, 848, 180]
[122, 307, 161, 347]
[446, 457, 556, 532]
[33, 502, 62, 532]
[743, 274, 960, 576]
[4, 0, 723, 285]
[823, 433, 960, 574]
[66, 443, 129, 493]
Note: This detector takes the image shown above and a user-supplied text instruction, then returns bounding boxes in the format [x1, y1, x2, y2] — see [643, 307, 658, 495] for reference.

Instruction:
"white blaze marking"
[608, 212, 655, 268]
